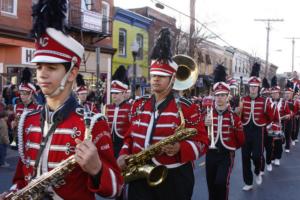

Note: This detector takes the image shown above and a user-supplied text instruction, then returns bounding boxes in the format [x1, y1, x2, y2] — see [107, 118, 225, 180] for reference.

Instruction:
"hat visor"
[31, 55, 69, 64]
[270, 90, 280, 93]
[214, 91, 229, 95]
[111, 89, 124, 93]
[150, 71, 172, 77]
[248, 83, 260, 87]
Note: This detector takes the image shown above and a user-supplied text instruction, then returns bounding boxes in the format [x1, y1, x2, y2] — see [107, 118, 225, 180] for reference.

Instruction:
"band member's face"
[112, 92, 124, 104]
[20, 91, 32, 104]
[150, 75, 172, 94]
[78, 92, 87, 102]
[249, 86, 259, 95]
[36, 63, 66, 96]
[271, 92, 280, 100]
[284, 92, 292, 100]
[215, 93, 228, 106]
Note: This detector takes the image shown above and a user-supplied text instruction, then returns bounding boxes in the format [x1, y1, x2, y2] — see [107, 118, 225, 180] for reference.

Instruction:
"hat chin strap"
[45, 57, 77, 98]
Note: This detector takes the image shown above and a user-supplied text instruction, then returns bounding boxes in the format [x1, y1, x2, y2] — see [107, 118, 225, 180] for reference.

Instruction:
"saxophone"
[5, 106, 92, 200]
[123, 98, 197, 187]
[4, 156, 77, 200]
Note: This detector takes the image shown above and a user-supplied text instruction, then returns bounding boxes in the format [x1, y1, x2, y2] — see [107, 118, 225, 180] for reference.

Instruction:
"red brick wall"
[0, 0, 32, 35]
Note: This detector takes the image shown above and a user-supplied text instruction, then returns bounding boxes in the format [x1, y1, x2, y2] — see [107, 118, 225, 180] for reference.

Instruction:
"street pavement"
[1, 143, 300, 200]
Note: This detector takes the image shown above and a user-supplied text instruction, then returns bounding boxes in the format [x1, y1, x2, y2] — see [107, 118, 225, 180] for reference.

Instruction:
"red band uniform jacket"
[119, 94, 209, 168]
[12, 96, 123, 199]
[241, 96, 275, 127]
[203, 107, 245, 150]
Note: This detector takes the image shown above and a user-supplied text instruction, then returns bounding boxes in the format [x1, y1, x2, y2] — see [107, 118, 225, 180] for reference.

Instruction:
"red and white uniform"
[267, 98, 290, 136]
[204, 107, 245, 150]
[120, 95, 208, 168]
[241, 96, 274, 126]
[12, 96, 123, 199]
[105, 101, 131, 139]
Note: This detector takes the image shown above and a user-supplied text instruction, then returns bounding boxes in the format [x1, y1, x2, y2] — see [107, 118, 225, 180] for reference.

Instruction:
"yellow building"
[113, 7, 152, 83]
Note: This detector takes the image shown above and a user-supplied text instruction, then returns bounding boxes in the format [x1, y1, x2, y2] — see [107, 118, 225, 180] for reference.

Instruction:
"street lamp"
[131, 40, 139, 99]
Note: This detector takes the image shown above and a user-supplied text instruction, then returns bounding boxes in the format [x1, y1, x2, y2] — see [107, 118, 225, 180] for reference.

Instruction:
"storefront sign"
[21, 47, 35, 65]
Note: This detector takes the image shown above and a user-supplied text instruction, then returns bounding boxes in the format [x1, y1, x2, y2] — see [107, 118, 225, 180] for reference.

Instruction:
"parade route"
[2, 142, 300, 200]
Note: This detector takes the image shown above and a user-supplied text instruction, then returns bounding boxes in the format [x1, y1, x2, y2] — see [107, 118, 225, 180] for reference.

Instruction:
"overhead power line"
[150, 0, 233, 47]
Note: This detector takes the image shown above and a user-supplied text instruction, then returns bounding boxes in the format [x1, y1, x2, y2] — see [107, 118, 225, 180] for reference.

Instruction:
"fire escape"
[67, 3, 112, 69]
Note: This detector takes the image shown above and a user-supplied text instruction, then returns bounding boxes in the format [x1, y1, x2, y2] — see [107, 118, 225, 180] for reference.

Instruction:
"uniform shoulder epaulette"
[132, 95, 151, 104]
[179, 96, 192, 107]
[89, 113, 107, 131]
[21, 110, 41, 118]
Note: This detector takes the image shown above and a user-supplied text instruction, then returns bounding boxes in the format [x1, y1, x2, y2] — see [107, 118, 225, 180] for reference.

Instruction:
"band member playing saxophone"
[204, 64, 245, 200]
[0, 0, 122, 199]
[117, 28, 208, 200]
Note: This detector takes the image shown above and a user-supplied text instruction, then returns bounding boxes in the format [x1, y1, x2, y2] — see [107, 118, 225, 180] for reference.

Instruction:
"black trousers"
[264, 135, 274, 165]
[242, 125, 264, 185]
[112, 132, 123, 158]
[292, 118, 300, 141]
[206, 150, 235, 200]
[126, 162, 194, 200]
[273, 138, 283, 159]
[283, 120, 292, 150]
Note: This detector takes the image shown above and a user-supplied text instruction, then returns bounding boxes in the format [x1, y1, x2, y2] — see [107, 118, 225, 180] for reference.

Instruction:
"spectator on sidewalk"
[0, 111, 10, 167]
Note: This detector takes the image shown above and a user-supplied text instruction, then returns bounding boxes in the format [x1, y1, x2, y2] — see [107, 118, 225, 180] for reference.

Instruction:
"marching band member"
[11, 68, 40, 148]
[117, 28, 208, 200]
[266, 76, 289, 170]
[239, 63, 275, 191]
[260, 77, 271, 174]
[204, 64, 245, 200]
[292, 90, 300, 144]
[283, 81, 294, 153]
[75, 73, 99, 113]
[0, 0, 122, 199]
[227, 77, 240, 112]
[104, 65, 131, 157]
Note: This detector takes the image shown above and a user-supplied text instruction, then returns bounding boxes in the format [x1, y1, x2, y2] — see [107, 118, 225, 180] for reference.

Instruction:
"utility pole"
[285, 37, 300, 72]
[254, 19, 283, 78]
[189, 0, 196, 57]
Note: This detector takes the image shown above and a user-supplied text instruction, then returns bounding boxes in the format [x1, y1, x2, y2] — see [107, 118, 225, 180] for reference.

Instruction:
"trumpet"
[207, 106, 217, 149]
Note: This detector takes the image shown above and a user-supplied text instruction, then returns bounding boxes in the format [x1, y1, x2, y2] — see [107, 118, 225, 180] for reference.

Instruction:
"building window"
[205, 54, 211, 65]
[1, 0, 17, 16]
[102, 1, 110, 33]
[119, 29, 126, 56]
[197, 51, 204, 63]
[81, 0, 92, 10]
[136, 34, 143, 60]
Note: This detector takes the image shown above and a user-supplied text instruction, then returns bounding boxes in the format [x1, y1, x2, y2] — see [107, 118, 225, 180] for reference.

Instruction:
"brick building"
[130, 7, 179, 73]
[0, 0, 114, 101]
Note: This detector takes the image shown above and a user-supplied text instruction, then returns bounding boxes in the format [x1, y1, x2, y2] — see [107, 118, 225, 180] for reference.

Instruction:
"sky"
[114, 0, 300, 74]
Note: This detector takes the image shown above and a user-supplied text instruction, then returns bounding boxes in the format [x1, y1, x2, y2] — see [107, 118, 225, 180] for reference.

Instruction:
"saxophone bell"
[123, 163, 168, 187]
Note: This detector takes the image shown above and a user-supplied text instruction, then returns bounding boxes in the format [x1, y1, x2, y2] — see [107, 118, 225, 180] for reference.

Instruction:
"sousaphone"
[172, 54, 199, 91]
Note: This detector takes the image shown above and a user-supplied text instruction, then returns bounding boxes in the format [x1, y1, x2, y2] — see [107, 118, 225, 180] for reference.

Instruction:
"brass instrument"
[5, 108, 93, 200]
[5, 155, 77, 200]
[122, 127, 197, 186]
[207, 106, 217, 149]
[172, 54, 199, 91]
